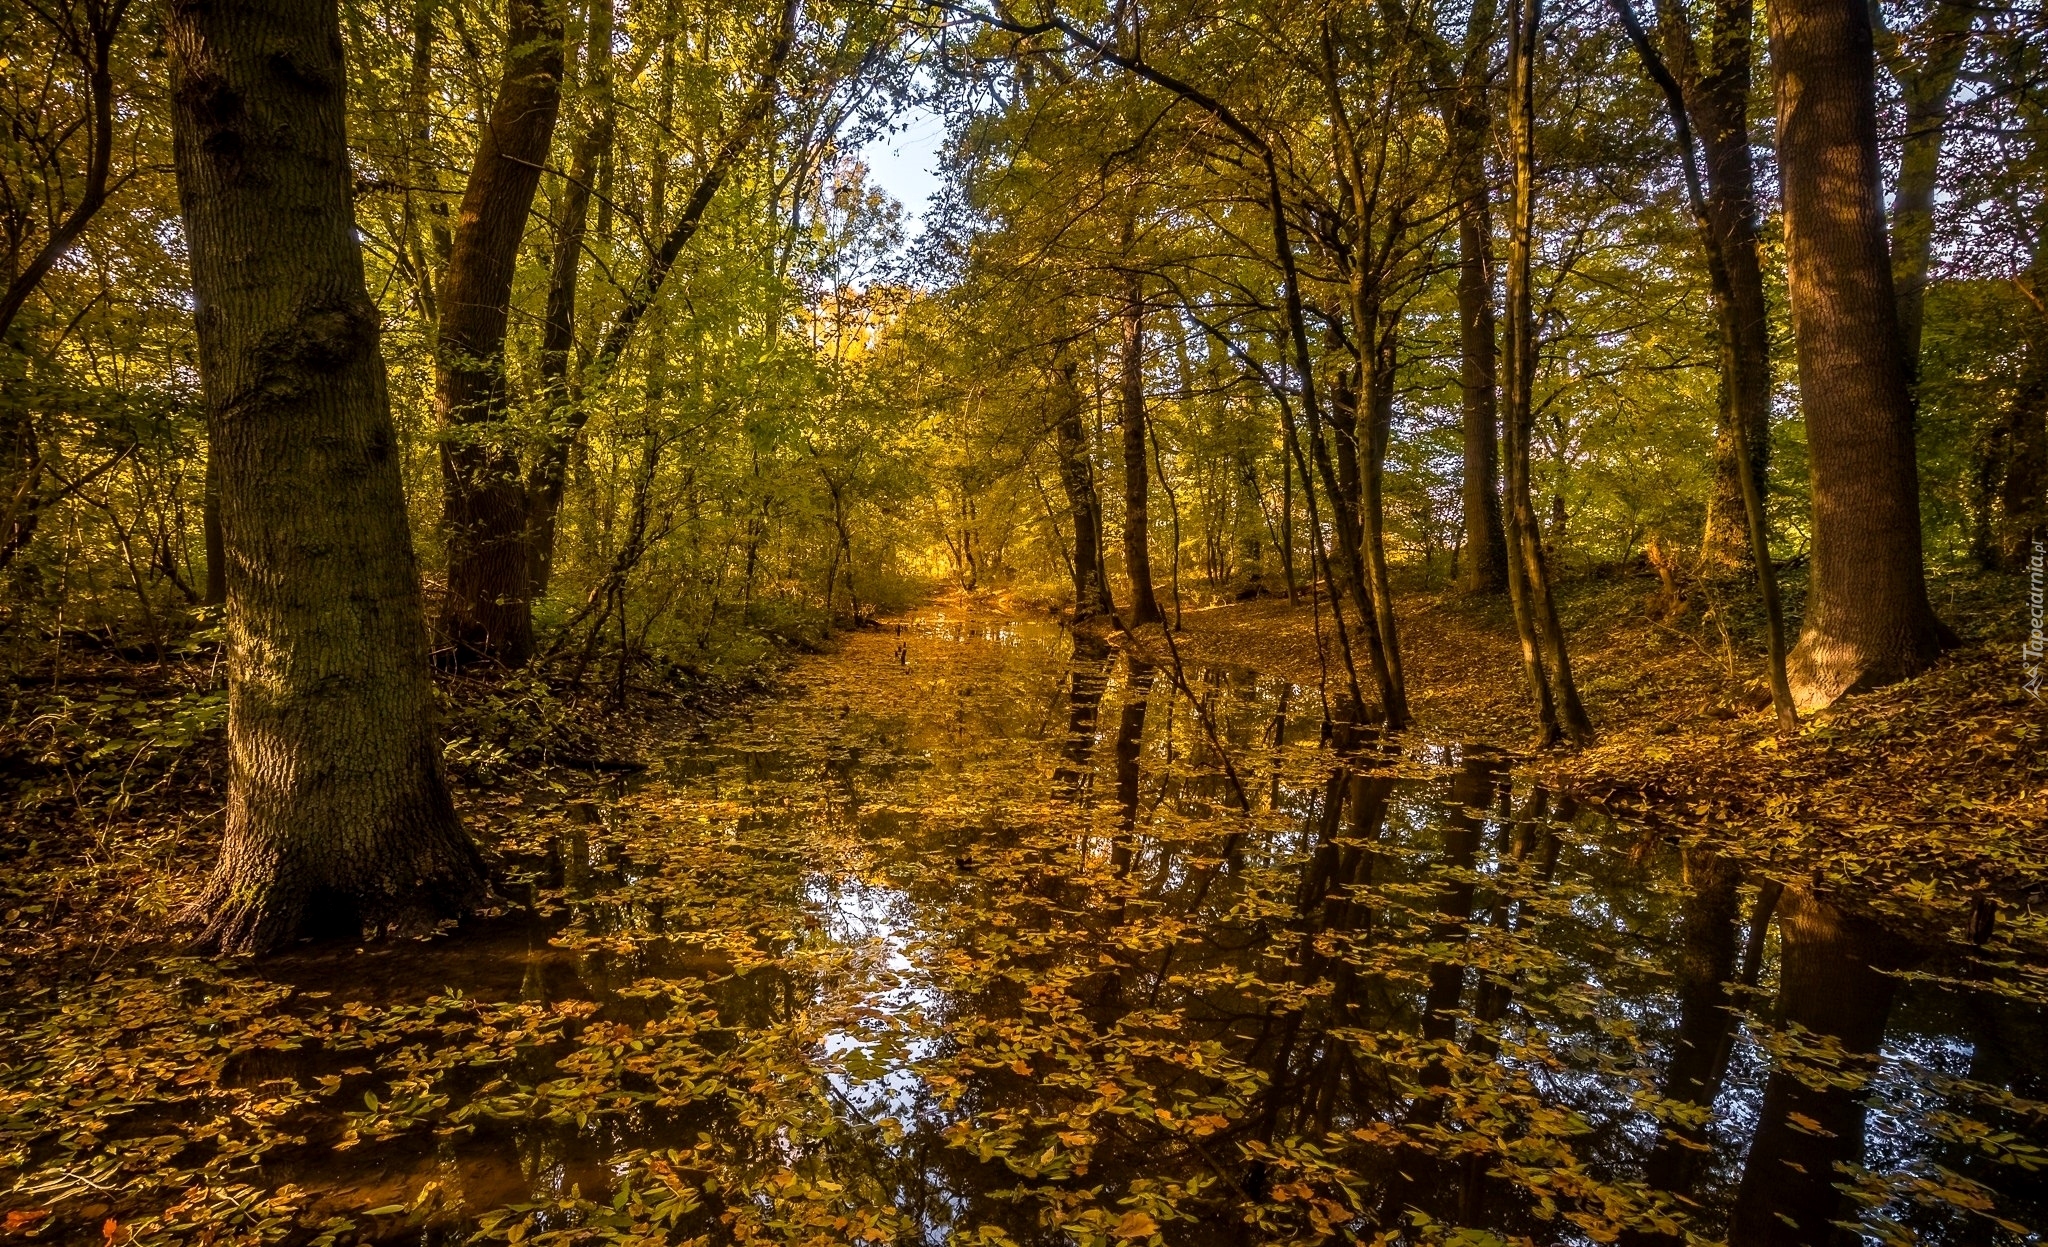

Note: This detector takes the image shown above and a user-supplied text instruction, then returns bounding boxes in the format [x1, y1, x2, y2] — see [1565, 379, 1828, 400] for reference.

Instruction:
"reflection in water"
[6, 613, 2043, 1245]
[1729, 885, 1915, 1246]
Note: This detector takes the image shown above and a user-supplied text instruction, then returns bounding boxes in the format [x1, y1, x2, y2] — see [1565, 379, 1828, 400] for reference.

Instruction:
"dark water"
[3, 612, 2043, 1245]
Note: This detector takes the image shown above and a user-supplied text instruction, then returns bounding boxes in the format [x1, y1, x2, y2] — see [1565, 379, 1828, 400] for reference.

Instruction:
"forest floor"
[1129, 565, 2048, 953]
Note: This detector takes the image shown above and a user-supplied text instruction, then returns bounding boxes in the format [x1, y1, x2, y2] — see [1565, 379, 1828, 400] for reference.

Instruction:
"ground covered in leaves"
[1158, 568, 2048, 951]
[2, 598, 2044, 1246]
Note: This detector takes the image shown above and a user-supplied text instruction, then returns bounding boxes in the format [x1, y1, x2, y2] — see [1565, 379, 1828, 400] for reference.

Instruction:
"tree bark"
[1053, 359, 1116, 619]
[1452, 2, 1510, 595]
[1506, 0, 1592, 744]
[202, 448, 226, 605]
[1882, 0, 1976, 379]
[1653, 0, 1775, 573]
[435, 0, 562, 666]
[528, 0, 615, 597]
[1768, 0, 1950, 708]
[1614, 0, 1796, 725]
[1119, 269, 1164, 626]
[169, 0, 486, 954]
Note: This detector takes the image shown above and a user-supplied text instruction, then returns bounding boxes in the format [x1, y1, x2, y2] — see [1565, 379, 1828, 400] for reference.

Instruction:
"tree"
[436, 0, 564, 666]
[1767, 0, 1950, 708]
[1051, 358, 1117, 619]
[168, 0, 487, 953]
[1504, 0, 1592, 744]
[1118, 266, 1165, 626]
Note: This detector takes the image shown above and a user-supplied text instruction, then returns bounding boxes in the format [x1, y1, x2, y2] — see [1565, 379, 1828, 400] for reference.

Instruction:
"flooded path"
[3, 609, 2043, 1245]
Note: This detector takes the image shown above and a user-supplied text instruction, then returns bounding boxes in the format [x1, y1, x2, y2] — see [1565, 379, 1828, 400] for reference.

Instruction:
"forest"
[0, 0, 2044, 1240]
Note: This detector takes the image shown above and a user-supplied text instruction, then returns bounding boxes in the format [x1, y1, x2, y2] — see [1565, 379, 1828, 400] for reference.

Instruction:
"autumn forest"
[1, 0, 2044, 1240]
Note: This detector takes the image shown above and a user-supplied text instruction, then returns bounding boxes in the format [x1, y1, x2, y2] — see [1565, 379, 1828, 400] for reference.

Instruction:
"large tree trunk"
[1768, 0, 1949, 708]
[168, 0, 487, 955]
[435, 0, 562, 666]
[1053, 359, 1116, 619]
[1119, 270, 1164, 626]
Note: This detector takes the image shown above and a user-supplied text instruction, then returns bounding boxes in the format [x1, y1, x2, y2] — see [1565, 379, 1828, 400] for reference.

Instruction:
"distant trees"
[168, 0, 485, 952]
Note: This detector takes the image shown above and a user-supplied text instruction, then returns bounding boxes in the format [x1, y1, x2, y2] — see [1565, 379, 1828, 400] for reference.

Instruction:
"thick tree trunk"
[435, 0, 562, 666]
[168, 0, 486, 955]
[1119, 270, 1164, 626]
[1768, 0, 1949, 708]
[1052, 360, 1115, 619]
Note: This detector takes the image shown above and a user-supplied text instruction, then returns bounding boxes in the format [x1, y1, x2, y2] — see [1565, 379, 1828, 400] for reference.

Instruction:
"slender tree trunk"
[1506, 0, 1592, 744]
[169, 0, 486, 954]
[1053, 360, 1116, 619]
[1360, 323, 1409, 721]
[1455, 186, 1510, 594]
[1233, 449, 1264, 594]
[1616, 0, 1797, 724]
[1451, 3, 1510, 595]
[435, 0, 562, 666]
[1659, 0, 1776, 572]
[1768, 0, 1950, 708]
[1884, 0, 1976, 379]
[1987, 246, 2047, 567]
[1120, 269, 1164, 626]
[529, 0, 615, 597]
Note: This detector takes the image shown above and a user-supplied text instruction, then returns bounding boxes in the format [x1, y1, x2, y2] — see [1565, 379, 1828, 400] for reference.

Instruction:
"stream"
[2, 608, 2043, 1245]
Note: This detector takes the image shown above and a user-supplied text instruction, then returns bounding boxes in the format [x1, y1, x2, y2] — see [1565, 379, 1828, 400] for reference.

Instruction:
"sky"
[855, 103, 949, 228]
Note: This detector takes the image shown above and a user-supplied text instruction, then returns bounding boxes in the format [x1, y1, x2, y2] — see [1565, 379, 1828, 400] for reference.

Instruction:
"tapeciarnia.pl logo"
[2027, 537, 2044, 700]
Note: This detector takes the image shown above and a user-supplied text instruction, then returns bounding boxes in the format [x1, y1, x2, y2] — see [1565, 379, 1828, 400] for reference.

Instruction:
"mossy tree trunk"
[169, 0, 487, 954]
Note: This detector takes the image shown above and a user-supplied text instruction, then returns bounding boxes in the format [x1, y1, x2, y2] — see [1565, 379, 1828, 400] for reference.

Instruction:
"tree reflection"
[1729, 884, 1913, 1245]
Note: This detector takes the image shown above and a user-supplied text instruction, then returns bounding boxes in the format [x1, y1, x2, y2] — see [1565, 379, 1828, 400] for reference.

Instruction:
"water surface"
[2, 611, 2042, 1245]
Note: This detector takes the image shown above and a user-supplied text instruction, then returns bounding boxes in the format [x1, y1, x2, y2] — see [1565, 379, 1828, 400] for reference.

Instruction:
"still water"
[2, 611, 2042, 1245]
